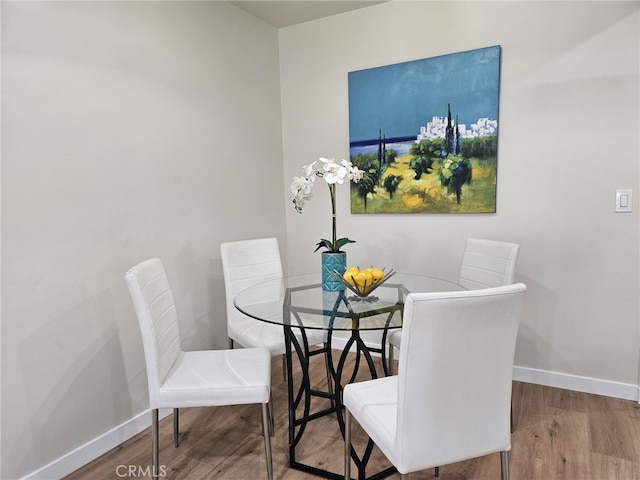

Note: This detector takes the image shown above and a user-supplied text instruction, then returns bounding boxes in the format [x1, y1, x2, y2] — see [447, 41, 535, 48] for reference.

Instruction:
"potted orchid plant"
[290, 157, 363, 290]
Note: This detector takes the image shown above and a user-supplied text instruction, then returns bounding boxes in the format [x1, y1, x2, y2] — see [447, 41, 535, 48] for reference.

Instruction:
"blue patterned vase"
[321, 252, 346, 291]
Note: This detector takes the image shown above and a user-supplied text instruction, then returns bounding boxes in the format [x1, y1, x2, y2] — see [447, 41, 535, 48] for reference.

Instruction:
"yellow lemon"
[354, 270, 373, 293]
[343, 267, 359, 286]
[344, 266, 359, 276]
[368, 268, 384, 283]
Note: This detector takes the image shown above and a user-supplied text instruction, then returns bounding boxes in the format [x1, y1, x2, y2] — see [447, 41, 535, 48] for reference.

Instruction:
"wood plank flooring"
[65, 354, 640, 480]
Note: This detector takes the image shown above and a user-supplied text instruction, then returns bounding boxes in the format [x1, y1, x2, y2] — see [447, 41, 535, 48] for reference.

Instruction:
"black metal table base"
[284, 322, 398, 480]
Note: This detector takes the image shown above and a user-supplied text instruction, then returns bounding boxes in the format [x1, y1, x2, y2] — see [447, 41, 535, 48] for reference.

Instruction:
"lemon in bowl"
[365, 268, 385, 284]
[343, 266, 360, 286]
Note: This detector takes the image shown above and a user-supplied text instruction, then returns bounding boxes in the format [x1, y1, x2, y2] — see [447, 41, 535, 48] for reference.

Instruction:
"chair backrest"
[395, 283, 527, 472]
[125, 258, 182, 408]
[459, 238, 520, 290]
[220, 238, 283, 331]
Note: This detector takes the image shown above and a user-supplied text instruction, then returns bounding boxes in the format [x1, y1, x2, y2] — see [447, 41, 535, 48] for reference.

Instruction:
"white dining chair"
[220, 238, 326, 379]
[344, 283, 527, 480]
[387, 238, 520, 372]
[125, 258, 273, 480]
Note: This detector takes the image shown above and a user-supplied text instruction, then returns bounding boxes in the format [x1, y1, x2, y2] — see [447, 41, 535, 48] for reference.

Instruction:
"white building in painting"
[416, 115, 497, 142]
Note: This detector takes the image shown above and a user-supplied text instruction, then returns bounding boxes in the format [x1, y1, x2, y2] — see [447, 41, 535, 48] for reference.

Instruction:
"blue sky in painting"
[348, 46, 500, 143]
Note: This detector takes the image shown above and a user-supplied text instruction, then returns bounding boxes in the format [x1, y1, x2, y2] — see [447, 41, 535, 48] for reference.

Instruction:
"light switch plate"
[615, 189, 633, 212]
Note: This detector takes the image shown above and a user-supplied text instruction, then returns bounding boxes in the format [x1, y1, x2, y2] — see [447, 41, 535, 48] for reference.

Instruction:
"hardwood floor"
[65, 354, 640, 480]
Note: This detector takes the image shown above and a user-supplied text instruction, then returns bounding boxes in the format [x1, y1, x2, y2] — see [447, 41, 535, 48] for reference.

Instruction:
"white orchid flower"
[324, 166, 347, 184]
[302, 161, 318, 179]
[319, 157, 338, 173]
[320, 158, 348, 184]
[290, 176, 313, 196]
[291, 194, 308, 213]
[343, 160, 363, 182]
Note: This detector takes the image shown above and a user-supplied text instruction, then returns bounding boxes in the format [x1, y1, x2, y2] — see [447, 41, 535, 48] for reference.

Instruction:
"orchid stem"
[329, 184, 337, 251]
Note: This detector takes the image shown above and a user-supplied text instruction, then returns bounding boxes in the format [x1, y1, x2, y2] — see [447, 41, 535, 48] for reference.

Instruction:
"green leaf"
[314, 239, 334, 252]
[334, 237, 356, 252]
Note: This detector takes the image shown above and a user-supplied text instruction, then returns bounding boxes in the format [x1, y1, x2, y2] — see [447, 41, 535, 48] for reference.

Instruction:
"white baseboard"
[336, 337, 640, 403]
[513, 365, 640, 403]
[23, 342, 640, 479]
[22, 409, 172, 480]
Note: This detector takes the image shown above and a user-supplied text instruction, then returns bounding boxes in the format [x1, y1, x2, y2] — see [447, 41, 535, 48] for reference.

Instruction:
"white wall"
[1, 2, 285, 478]
[279, 1, 640, 392]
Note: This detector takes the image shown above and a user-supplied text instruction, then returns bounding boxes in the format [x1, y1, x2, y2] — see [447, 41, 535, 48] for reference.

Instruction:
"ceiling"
[229, 1, 386, 28]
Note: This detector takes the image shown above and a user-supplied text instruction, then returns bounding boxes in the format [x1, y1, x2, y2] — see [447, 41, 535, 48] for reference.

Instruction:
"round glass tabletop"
[234, 272, 462, 331]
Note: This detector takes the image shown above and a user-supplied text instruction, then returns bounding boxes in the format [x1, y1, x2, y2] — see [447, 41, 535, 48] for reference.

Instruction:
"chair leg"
[261, 403, 274, 480]
[151, 409, 159, 480]
[435, 466, 440, 476]
[344, 408, 352, 480]
[268, 394, 274, 437]
[388, 343, 395, 375]
[501, 451, 510, 480]
[510, 381, 516, 432]
[173, 408, 179, 447]
[510, 404, 514, 433]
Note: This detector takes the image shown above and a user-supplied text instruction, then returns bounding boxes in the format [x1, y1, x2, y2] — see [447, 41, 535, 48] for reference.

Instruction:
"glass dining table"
[234, 272, 462, 480]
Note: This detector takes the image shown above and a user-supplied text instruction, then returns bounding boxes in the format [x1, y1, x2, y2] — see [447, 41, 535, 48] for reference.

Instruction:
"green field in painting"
[350, 153, 496, 214]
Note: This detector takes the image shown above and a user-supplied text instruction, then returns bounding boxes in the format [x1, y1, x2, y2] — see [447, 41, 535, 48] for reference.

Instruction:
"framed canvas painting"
[348, 46, 501, 213]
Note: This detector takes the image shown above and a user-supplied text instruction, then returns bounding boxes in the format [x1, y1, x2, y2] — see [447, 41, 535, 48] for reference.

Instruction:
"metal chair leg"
[510, 404, 514, 433]
[501, 451, 510, 480]
[261, 403, 274, 480]
[173, 408, 179, 447]
[388, 343, 395, 375]
[151, 409, 159, 480]
[344, 408, 352, 480]
[435, 466, 440, 476]
[268, 394, 274, 437]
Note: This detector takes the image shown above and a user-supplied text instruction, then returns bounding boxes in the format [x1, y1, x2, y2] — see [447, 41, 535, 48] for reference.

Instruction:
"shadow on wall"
[207, 263, 230, 351]
[513, 274, 562, 372]
[173, 246, 227, 351]
[12, 288, 137, 478]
